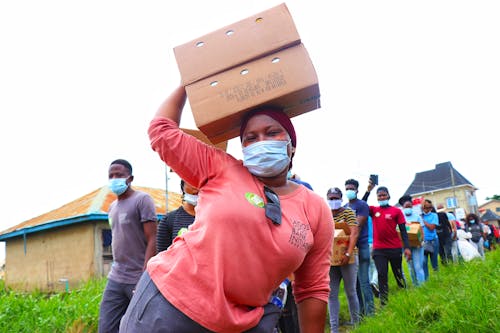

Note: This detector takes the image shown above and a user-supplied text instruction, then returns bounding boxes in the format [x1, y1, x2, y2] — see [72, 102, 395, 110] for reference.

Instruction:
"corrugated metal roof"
[0, 186, 182, 237]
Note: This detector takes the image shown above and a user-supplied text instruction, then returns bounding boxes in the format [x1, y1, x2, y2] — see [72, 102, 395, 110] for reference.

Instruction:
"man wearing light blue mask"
[98, 159, 158, 333]
[344, 178, 374, 317]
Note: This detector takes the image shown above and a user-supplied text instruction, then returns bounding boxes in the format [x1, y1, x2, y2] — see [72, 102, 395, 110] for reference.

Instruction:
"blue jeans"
[471, 238, 485, 259]
[356, 245, 374, 316]
[328, 260, 360, 333]
[368, 245, 378, 285]
[423, 238, 439, 280]
[407, 247, 425, 286]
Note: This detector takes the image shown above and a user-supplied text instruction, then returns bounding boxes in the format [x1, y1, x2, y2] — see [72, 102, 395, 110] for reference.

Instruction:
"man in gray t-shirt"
[98, 159, 157, 333]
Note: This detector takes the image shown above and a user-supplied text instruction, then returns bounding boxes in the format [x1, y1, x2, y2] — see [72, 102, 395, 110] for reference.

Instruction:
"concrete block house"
[0, 186, 181, 292]
[404, 161, 478, 219]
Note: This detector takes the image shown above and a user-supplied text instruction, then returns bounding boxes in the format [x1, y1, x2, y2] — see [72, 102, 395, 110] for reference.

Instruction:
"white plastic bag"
[457, 239, 481, 262]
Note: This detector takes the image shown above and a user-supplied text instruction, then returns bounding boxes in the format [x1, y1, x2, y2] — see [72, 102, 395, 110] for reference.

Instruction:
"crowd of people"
[97, 85, 497, 333]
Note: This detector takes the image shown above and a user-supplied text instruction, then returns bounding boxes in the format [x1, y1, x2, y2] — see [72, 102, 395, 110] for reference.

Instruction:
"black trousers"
[372, 248, 406, 306]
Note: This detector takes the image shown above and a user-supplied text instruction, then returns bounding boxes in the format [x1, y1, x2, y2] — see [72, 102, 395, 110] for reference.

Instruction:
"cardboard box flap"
[397, 222, 424, 247]
[180, 128, 228, 151]
[335, 222, 352, 235]
[334, 229, 346, 237]
[186, 43, 320, 144]
[174, 3, 301, 86]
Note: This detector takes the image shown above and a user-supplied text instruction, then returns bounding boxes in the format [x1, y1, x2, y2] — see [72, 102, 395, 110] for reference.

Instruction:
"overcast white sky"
[1, 1, 499, 260]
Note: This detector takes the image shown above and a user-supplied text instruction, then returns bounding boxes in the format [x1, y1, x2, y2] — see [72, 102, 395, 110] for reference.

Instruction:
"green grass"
[0, 250, 498, 333]
[338, 249, 500, 333]
[0, 278, 105, 333]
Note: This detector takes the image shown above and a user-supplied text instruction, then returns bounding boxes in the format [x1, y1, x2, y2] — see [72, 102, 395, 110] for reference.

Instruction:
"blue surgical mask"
[183, 193, 198, 206]
[403, 208, 413, 216]
[378, 200, 389, 207]
[108, 178, 128, 196]
[327, 199, 343, 210]
[345, 190, 357, 200]
[243, 140, 290, 177]
[469, 220, 476, 224]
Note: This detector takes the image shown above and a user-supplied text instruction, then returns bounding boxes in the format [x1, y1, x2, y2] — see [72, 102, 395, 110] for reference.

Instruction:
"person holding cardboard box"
[399, 196, 425, 286]
[119, 86, 333, 333]
[326, 187, 360, 333]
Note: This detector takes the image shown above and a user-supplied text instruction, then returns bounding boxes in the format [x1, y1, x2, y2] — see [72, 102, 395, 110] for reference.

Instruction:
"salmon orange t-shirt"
[147, 117, 333, 333]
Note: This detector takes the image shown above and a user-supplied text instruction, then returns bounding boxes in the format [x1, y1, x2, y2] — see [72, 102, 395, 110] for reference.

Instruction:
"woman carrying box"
[119, 86, 333, 333]
[399, 196, 425, 286]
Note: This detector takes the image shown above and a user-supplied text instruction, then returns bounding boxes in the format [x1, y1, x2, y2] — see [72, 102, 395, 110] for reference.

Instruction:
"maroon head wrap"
[239, 107, 297, 147]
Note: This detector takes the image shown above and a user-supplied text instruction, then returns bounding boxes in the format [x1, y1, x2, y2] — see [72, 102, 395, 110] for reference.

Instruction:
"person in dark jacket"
[464, 213, 486, 259]
[436, 204, 453, 265]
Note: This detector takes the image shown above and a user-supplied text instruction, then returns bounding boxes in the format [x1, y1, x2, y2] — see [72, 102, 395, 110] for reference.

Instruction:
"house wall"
[5, 223, 97, 292]
[479, 201, 500, 215]
[93, 221, 112, 278]
[479, 200, 500, 228]
[415, 185, 477, 217]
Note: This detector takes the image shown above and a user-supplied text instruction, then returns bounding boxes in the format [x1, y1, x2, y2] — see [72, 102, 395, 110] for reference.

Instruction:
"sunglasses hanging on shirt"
[263, 186, 282, 225]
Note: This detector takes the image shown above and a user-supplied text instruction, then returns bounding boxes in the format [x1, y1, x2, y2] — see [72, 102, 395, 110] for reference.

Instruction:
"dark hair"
[398, 195, 412, 206]
[180, 180, 185, 194]
[327, 187, 343, 198]
[110, 159, 132, 175]
[345, 179, 359, 189]
[465, 213, 479, 222]
[376, 186, 389, 194]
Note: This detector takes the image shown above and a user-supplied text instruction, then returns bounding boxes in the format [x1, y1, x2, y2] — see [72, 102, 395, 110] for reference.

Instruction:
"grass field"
[0, 249, 498, 332]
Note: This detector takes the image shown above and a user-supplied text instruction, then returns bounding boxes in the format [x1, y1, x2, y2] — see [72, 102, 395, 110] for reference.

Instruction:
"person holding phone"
[344, 178, 374, 317]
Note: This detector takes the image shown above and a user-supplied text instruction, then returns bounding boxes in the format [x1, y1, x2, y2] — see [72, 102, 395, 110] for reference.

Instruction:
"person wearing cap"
[120, 86, 333, 333]
[369, 186, 411, 306]
[326, 187, 360, 333]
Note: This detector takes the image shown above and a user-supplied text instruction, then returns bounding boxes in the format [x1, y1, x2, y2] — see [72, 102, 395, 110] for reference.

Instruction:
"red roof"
[0, 186, 182, 236]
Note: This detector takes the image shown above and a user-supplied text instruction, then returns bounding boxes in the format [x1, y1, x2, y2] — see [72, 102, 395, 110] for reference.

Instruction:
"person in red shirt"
[370, 186, 411, 306]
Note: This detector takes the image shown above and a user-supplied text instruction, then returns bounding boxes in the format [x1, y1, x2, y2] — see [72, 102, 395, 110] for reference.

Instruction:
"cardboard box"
[398, 222, 423, 247]
[186, 43, 320, 143]
[335, 222, 351, 235]
[181, 128, 228, 151]
[331, 229, 356, 266]
[174, 3, 301, 86]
